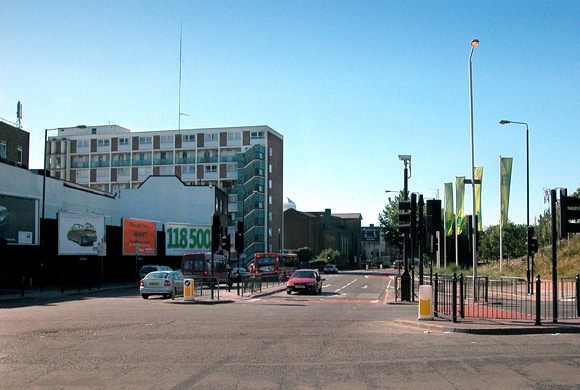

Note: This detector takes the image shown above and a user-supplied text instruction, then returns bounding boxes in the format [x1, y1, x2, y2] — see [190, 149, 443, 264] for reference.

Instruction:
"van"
[181, 253, 230, 285]
[139, 264, 173, 280]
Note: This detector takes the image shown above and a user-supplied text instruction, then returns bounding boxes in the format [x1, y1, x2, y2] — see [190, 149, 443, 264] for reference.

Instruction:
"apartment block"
[45, 124, 284, 260]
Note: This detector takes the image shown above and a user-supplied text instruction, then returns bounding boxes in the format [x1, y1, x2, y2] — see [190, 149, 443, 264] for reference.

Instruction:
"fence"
[430, 273, 580, 324]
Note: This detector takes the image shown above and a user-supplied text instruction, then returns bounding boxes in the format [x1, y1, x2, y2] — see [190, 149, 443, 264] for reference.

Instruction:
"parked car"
[67, 222, 97, 246]
[286, 269, 323, 295]
[392, 260, 403, 270]
[139, 264, 173, 280]
[231, 267, 250, 282]
[140, 270, 182, 299]
[323, 264, 338, 274]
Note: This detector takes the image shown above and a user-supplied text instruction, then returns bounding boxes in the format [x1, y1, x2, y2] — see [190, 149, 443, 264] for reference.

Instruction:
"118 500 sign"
[166, 225, 211, 254]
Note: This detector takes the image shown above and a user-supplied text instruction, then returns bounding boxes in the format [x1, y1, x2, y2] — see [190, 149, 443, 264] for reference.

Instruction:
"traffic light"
[223, 234, 231, 252]
[410, 193, 417, 238]
[430, 235, 438, 253]
[529, 237, 538, 255]
[560, 188, 580, 237]
[398, 200, 412, 234]
[235, 221, 244, 252]
[527, 226, 534, 256]
[426, 200, 442, 234]
[211, 214, 221, 252]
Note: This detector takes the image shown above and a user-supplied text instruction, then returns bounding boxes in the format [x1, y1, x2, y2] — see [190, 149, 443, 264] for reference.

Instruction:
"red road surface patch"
[365, 275, 392, 279]
[262, 297, 375, 304]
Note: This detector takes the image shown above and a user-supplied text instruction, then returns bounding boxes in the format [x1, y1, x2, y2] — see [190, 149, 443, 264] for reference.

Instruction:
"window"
[182, 166, 195, 174]
[228, 132, 241, 141]
[97, 139, 110, 147]
[269, 179, 272, 189]
[204, 133, 218, 142]
[251, 131, 265, 139]
[119, 138, 129, 146]
[269, 147, 272, 156]
[183, 134, 195, 143]
[269, 164, 272, 173]
[139, 137, 152, 145]
[226, 164, 236, 172]
[77, 140, 89, 149]
[97, 168, 109, 178]
[117, 168, 130, 176]
[91, 128, 97, 134]
[159, 166, 173, 175]
[76, 169, 89, 178]
[160, 135, 173, 144]
[0, 141, 6, 159]
[269, 195, 272, 205]
[205, 165, 217, 173]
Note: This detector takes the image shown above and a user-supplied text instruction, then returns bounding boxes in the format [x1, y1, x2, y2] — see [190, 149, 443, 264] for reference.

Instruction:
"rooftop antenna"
[16, 101, 22, 128]
[178, 23, 189, 132]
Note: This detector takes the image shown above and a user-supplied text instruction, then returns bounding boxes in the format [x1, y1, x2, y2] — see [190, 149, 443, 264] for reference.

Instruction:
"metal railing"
[431, 273, 580, 324]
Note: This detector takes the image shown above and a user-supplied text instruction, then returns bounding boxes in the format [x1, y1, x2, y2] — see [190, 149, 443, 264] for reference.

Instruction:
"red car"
[286, 269, 323, 295]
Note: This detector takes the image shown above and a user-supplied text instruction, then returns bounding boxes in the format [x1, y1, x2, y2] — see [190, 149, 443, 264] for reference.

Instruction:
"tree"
[296, 247, 314, 265]
[478, 222, 527, 261]
[378, 192, 403, 247]
[319, 248, 340, 263]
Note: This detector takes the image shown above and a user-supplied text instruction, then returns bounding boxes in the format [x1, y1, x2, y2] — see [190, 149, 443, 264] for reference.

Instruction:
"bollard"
[184, 279, 195, 302]
[459, 273, 464, 318]
[535, 275, 541, 326]
[576, 274, 580, 317]
[418, 285, 434, 320]
[452, 273, 457, 323]
[434, 273, 439, 318]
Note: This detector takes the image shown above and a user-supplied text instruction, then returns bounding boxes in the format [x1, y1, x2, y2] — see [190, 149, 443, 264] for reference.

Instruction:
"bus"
[248, 252, 299, 277]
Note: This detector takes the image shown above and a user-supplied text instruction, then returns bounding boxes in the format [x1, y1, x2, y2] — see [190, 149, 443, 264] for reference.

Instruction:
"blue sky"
[1, 1, 579, 227]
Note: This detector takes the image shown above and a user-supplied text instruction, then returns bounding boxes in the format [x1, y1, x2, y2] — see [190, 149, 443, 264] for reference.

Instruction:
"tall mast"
[178, 23, 183, 131]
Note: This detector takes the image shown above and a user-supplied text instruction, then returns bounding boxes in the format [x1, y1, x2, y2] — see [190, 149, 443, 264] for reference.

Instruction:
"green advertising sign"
[165, 223, 211, 256]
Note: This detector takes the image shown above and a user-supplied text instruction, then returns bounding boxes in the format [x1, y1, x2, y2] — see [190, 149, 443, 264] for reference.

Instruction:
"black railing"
[431, 273, 580, 324]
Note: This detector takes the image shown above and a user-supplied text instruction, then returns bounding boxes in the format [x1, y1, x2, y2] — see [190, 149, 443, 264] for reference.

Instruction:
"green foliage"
[308, 259, 328, 268]
[296, 247, 314, 264]
[478, 222, 527, 261]
[319, 248, 340, 263]
[378, 192, 402, 246]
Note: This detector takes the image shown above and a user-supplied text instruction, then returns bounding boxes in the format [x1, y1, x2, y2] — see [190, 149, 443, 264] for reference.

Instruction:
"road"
[1, 269, 579, 389]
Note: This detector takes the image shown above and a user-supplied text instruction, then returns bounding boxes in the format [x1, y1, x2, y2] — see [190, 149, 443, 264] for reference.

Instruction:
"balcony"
[197, 156, 219, 164]
[111, 159, 131, 167]
[154, 158, 174, 165]
[176, 157, 196, 164]
[133, 159, 152, 166]
[71, 161, 89, 168]
[91, 160, 110, 168]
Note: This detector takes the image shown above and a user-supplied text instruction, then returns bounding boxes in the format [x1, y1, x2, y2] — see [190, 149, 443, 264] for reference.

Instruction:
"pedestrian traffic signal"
[399, 200, 412, 234]
[560, 189, 580, 237]
[235, 221, 244, 252]
[223, 234, 231, 252]
[529, 237, 538, 255]
[426, 199, 442, 233]
[211, 214, 221, 252]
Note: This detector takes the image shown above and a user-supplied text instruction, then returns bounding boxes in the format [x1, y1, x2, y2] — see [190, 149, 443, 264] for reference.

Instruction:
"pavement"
[2, 282, 580, 335]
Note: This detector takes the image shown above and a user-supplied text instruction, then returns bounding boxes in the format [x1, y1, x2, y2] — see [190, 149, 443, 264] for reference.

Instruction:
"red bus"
[248, 253, 299, 276]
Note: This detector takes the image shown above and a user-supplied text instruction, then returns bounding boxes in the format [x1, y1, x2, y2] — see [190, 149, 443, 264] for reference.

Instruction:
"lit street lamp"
[500, 119, 531, 293]
[468, 39, 479, 283]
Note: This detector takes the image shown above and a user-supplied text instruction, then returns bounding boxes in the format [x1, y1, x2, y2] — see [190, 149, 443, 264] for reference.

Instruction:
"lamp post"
[468, 39, 479, 284]
[500, 119, 530, 293]
[398, 155, 411, 301]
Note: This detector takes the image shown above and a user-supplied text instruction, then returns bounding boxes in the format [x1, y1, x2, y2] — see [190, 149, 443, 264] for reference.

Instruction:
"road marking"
[334, 278, 358, 293]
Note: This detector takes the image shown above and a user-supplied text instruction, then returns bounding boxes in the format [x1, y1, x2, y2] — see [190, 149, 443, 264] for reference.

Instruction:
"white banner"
[164, 223, 211, 257]
[58, 212, 106, 255]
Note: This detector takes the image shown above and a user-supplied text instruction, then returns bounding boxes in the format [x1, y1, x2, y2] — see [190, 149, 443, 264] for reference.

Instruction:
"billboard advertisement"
[361, 229, 380, 241]
[0, 193, 39, 245]
[58, 212, 106, 255]
[123, 218, 157, 255]
[164, 223, 212, 257]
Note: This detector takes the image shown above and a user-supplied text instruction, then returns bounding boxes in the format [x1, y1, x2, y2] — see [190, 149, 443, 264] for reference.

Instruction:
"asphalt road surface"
[1, 270, 580, 389]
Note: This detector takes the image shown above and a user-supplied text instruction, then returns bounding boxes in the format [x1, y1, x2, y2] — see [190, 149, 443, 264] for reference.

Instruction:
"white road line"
[334, 278, 358, 293]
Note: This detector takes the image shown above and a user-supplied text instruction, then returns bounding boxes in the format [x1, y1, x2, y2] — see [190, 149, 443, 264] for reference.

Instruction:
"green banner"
[500, 157, 513, 228]
[475, 167, 483, 231]
[456, 177, 465, 235]
[445, 182, 454, 236]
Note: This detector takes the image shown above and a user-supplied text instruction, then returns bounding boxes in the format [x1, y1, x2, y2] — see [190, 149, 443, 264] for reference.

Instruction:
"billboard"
[123, 218, 157, 255]
[165, 223, 212, 257]
[362, 229, 380, 242]
[0, 193, 39, 245]
[58, 212, 106, 255]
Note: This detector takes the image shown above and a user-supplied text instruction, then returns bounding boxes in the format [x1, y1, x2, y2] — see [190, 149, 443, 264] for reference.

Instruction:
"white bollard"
[418, 285, 434, 320]
[184, 279, 195, 301]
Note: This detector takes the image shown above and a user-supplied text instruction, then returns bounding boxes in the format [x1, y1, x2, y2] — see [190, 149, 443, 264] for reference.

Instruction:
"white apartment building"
[45, 124, 284, 259]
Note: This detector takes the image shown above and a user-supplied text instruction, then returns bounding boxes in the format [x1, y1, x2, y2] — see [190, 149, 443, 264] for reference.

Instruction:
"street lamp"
[397, 155, 412, 301]
[468, 39, 479, 283]
[398, 155, 411, 200]
[500, 119, 530, 292]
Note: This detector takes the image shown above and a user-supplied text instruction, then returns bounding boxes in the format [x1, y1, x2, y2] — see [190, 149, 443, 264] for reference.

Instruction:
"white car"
[139, 264, 172, 280]
[140, 270, 182, 299]
[323, 264, 338, 274]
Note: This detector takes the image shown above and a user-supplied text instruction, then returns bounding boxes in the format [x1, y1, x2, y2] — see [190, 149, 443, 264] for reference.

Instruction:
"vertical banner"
[455, 177, 465, 235]
[475, 166, 484, 231]
[122, 218, 157, 255]
[500, 157, 513, 228]
[444, 183, 454, 236]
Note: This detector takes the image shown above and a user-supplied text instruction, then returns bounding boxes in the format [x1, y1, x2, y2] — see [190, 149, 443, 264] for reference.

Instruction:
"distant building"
[44, 124, 284, 260]
[0, 119, 29, 168]
[284, 208, 362, 267]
